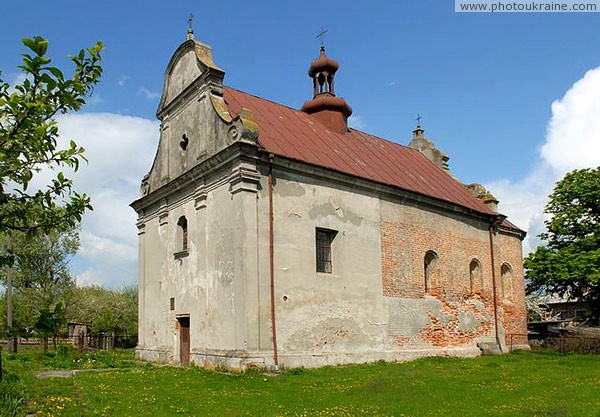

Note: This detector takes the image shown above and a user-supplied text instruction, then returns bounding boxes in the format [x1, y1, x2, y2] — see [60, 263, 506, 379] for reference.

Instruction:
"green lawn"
[2, 349, 600, 416]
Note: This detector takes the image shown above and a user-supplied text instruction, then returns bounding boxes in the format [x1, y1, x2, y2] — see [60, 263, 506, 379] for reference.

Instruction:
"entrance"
[178, 316, 190, 366]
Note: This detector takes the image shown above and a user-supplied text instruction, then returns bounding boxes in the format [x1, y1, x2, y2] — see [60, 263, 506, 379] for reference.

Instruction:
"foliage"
[0, 373, 25, 417]
[0, 228, 78, 338]
[0, 36, 102, 244]
[34, 303, 65, 338]
[525, 167, 600, 322]
[65, 285, 138, 336]
[34, 303, 65, 353]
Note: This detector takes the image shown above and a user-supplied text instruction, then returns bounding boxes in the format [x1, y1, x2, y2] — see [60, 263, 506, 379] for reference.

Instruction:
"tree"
[34, 302, 65, 353]
[1, 229, 77, 306]
[65, 285, 138, 336]
[0, 36, 102, 244]
[525, 167, 600, 322]
[0, 228, 78, 339]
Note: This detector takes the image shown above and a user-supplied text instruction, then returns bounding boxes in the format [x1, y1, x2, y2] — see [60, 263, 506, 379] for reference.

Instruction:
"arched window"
[177, 216, 188, 253]
[469, 259, 482, 295]
[424, 250, 438, 293]
[500, 263, 513, 301]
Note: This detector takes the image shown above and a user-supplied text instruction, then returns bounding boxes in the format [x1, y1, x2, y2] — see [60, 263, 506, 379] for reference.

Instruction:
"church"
[131, 27, 528, 369]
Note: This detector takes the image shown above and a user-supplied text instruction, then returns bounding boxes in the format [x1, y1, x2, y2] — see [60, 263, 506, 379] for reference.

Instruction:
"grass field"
[1, 348, 599, 416]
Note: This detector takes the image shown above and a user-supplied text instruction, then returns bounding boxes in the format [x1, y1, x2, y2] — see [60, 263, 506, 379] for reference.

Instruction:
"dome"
[308, 46, 339, 77]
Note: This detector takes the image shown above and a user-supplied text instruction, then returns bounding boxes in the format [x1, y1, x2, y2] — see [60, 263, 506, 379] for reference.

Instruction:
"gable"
[162, 47, 202, 108]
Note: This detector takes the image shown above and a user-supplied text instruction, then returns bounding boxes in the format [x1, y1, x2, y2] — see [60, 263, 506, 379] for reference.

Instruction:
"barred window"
[316, 228, 337, 273]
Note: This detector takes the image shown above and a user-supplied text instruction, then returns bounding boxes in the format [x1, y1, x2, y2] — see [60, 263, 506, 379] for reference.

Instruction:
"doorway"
[177, 316, 190, 366]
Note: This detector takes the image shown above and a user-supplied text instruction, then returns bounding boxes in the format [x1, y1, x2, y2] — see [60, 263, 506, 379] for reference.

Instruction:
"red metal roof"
[223, 87, 496, 216]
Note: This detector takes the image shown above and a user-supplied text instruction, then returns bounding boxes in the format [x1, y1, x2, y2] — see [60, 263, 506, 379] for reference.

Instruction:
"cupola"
[300, 46, 352, 134]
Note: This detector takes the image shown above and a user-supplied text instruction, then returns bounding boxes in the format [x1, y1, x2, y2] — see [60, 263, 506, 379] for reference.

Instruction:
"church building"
[131, 27, 528, 369]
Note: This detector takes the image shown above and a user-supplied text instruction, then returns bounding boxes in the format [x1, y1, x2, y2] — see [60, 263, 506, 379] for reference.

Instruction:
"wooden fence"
[2, 335, 137, 351]
[511, 332, 600, 354]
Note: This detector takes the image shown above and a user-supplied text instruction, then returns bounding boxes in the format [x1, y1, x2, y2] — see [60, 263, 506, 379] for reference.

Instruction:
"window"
[501, 263, 513, 301]
[469, 259, 482, 295]
[177, 216, 188, 253]
[424, 250, 438, 293]
[316, 228, 337, 273]
[170, 297, 175, 311]
[180, 134, 189, 151]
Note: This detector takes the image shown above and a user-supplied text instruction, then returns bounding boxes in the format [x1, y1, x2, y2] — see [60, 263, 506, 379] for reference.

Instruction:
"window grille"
[316, 228, 336, 273]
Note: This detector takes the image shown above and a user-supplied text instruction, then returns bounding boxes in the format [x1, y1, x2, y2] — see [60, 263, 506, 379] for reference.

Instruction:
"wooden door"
[178, 317, 190, 366]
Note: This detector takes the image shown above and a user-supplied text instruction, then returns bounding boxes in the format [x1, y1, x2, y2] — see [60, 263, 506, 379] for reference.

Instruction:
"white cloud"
[118, 75, 132, 87]
[348, 115, 366, 130]
[486, 66, 600, 253]
[138, 87, 160, 100]
[541, 68, 600, 173]
[51, 113, 159, 288]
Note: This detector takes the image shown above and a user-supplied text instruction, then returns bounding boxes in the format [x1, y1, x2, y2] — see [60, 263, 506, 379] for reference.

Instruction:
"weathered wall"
[265, 170, 387, 368]
[137, 160, 528, 369]
[380, 201, 497, 350]
[254, 168, 530, 368]
[496, 231, 528, 348]
[136, 178, 245, 364]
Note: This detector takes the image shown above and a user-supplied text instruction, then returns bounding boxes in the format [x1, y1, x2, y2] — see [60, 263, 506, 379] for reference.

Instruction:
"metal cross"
[188, 13, 194, 32]
[416, 113, 422, 126]
[316, 26, 328, 47]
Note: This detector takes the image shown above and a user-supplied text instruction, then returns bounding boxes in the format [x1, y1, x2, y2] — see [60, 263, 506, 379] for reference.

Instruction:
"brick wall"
[380, 201, 527, 349]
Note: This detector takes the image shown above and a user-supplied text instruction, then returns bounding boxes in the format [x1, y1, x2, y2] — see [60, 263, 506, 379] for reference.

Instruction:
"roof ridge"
[224, 86, 421, 152]
[222, 86, 502, 219]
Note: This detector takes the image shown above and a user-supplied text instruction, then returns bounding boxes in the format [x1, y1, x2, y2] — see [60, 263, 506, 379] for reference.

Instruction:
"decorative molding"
[136, 220, 146, 235]
[194, 188, 207, 210]
[229, 166, 261, 195]
[158, 204, 169, 226]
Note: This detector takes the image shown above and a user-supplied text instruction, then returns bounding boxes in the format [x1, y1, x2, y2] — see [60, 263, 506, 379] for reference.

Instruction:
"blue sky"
[2, 1, 600, 287]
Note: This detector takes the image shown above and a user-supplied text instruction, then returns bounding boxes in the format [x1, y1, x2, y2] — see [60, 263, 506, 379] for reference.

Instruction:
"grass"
[1, 348, 600, 416]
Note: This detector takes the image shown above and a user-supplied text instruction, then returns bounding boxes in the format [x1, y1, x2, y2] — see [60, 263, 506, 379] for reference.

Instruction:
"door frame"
[176, 314, 190, 366]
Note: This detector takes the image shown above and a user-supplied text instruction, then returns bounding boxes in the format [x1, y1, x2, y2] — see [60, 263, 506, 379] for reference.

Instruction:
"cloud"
[541, 68, 600, 173]
[46, 113, 159, 288]
[118, 75, 132, 87]
[388, 81, 396, 87]
[6, 72, 31, 94]
[138, 87, 160, 100]
[486, 66, 600, 253]
[348, 115, 366, 130]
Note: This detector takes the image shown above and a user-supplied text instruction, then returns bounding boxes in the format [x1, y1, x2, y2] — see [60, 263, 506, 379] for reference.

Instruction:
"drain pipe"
[488, 215, 505, 353]
[268, 153, 279, 369]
